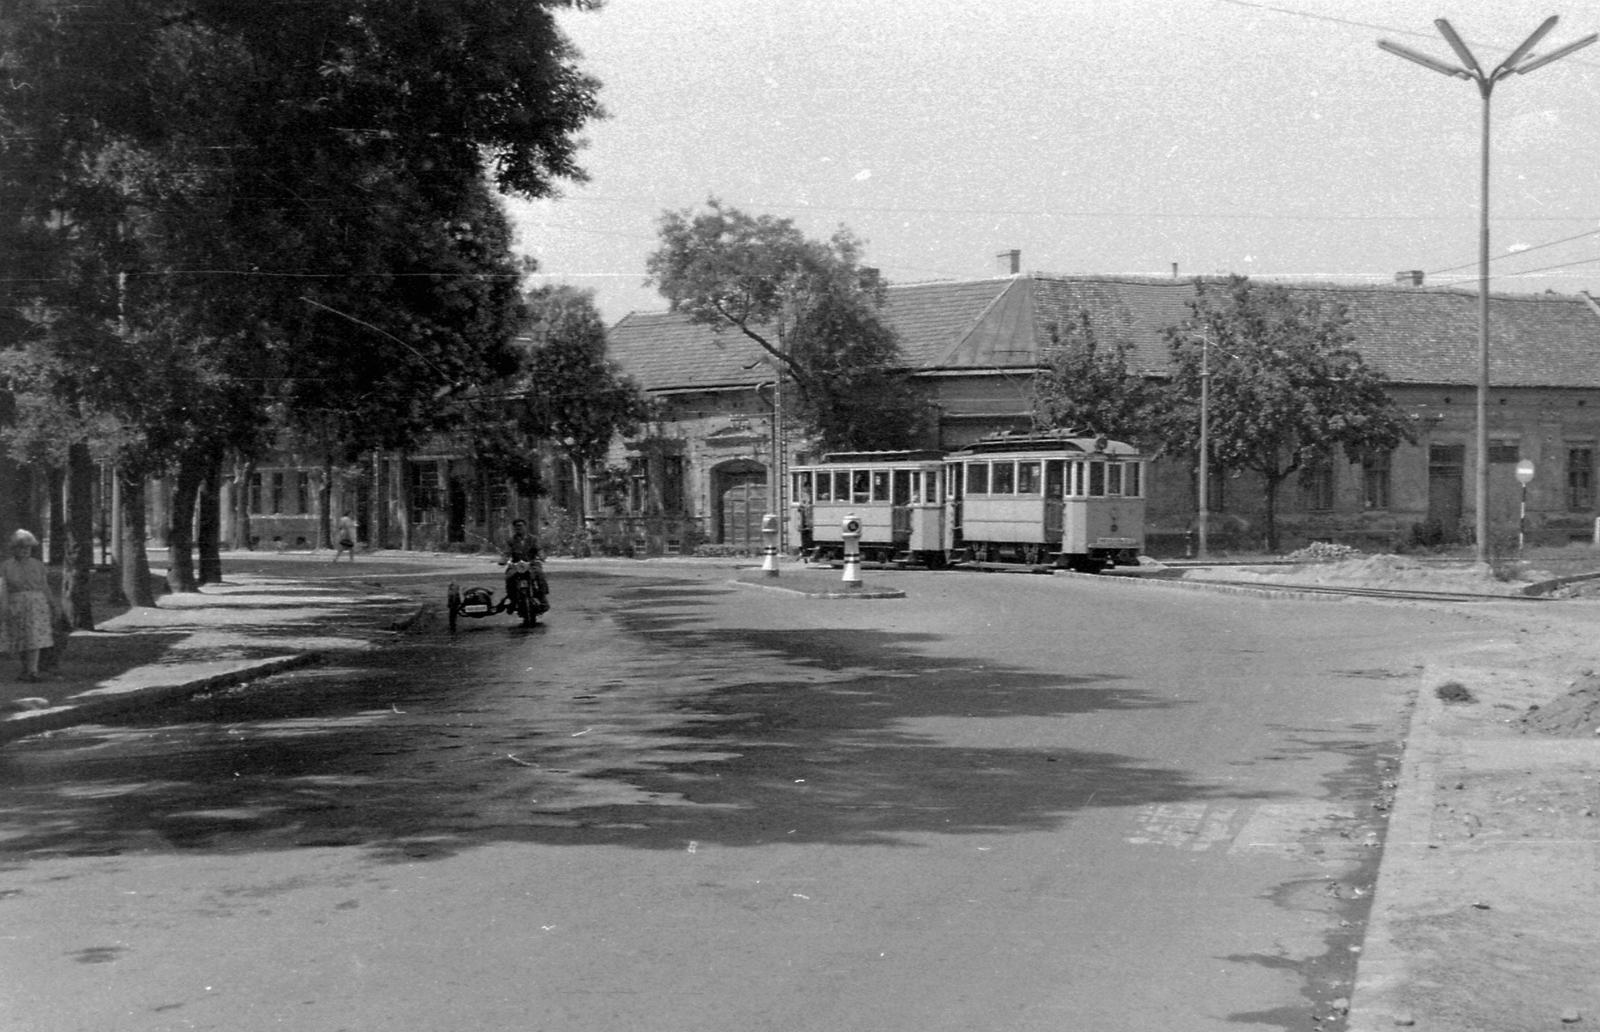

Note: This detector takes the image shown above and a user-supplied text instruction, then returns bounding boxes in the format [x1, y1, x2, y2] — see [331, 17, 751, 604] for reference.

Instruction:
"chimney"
[1394, 270, 1425, 287]
[996, 249, 1021, 275]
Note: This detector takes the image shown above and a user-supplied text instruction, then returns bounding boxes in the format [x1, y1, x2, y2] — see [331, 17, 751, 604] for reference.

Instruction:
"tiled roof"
[606, 276, 1600, 391]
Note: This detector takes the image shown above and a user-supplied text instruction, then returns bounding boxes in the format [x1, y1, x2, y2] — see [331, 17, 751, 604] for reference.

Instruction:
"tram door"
[720, 471, 768, 549]
[1044, 460, 1066, 542]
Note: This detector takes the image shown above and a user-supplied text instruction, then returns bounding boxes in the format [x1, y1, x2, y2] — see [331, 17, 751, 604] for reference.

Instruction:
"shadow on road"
[0, 575, 1280, 864]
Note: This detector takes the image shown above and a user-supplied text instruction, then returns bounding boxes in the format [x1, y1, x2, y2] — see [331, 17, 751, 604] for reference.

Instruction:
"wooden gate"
[720, 471, 768, 549]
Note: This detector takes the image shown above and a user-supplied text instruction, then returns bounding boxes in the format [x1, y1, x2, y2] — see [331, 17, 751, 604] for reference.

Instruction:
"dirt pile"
[1192, 555, 1542, 596]
[1517, 672, 1600, 737]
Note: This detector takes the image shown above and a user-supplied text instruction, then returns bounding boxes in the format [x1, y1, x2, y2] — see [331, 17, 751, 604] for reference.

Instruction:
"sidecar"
[446, 581, 511, 633]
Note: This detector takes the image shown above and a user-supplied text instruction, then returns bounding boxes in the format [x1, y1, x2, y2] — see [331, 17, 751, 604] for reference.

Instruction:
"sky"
[503, 0, 1600, 326]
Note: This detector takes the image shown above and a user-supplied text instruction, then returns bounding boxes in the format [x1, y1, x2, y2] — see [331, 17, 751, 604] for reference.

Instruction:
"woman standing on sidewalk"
[0, 530, 55, 682]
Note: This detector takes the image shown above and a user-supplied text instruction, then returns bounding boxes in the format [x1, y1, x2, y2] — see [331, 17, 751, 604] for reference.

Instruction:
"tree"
[1162, 276, 1414, 552]
[515, 286, 652, 525]
[1, 0, 605, 582]
[646, 200, 928, 452]
[1031, 307, 1166, 447]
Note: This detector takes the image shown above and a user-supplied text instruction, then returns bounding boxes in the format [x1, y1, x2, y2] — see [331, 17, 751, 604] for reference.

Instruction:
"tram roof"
[951, 431, 1141, 457]
[807, 449, 946, 465]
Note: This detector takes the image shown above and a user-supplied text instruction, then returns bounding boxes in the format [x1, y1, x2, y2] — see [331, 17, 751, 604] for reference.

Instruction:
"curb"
[1346, 678, 1441, 1031]
[0, 652, 323, 745]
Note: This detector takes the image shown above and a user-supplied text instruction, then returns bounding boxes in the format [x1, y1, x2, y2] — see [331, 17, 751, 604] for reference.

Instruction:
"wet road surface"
[0, 564, 1486, 1030]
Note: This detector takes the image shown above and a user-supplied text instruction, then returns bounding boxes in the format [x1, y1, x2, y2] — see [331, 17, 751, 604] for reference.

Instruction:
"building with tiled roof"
[603, 273, 1600, 557]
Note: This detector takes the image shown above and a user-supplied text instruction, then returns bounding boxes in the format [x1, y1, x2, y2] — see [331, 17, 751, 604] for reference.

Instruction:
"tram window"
[815, 473, 831, 501]
[870, 470, 890, 502]
[947, 465, 963, 499]
[853, 469, 871, 503]
[1069, 462, 1083, 496]
[991, 461, 1015, 494]
[1045, 461, 1065, 499]
[967, 463, 989, 495]
[1018, 461, 1041, 495]
[794, 472, 812, 502]
[1107, 463, 1123, 495]
[892, 470, 912, 505]
[833, 470, 850, 501]
[1127, 461, 1142, 497]
[1088, 461, 1106, 496]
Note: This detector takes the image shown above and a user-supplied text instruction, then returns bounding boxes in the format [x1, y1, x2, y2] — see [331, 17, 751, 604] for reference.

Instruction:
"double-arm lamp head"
[1379, 17, 1595, 92]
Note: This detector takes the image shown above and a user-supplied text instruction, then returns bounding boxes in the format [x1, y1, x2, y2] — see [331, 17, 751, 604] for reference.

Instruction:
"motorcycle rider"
[502, 518, 550, 612]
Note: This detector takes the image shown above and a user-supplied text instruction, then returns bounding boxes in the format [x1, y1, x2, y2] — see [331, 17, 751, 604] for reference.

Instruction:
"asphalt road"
[0, 562, 1487, 1031]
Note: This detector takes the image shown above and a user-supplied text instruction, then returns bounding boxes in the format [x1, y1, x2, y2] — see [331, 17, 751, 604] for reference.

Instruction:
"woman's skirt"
[1, 591, 53, 654]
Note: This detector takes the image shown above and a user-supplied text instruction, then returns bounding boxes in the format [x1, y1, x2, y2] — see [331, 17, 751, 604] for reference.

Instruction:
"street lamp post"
[1378, 17, 1595, 566]
[1197, 333, 1211, 561]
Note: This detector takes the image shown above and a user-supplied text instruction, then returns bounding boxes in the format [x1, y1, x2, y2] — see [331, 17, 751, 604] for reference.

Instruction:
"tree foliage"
[1162, 276, 1415, 551]
[1031, 308, 1165, 447]
[513, 285, 652, 493]
[645, 199, 928, 452]
[0, 0, 604, 587]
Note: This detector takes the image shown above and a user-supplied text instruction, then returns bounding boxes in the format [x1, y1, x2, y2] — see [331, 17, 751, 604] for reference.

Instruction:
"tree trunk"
[63, 441, 95, 630]
[235, 458, 255, 550]
[371, 452, 387, 549]
[46, 465, 66, 565]
[1263, 473, 1282, 553]
[165, 453, 204, 593]
[397, 452, 412, 552]
[117, 467, 157, 607]
[197, 449, 224, 584]
[319, 452, 334, 550]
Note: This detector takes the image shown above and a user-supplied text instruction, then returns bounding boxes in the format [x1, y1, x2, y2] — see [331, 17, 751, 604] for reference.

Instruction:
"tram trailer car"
[790, 451, 947, 566]
[946, 432, 1146, 572]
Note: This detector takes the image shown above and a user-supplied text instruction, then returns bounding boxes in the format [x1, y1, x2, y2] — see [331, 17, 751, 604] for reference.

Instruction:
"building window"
[662, 456, 685, 513]
[295, 471, 309, 515]
[1569, 446, 1595, 511]
[248, 472, 263, 514]
[1194, 465, 1226, 511]
[628, 457, 648, 513]
[1488, 439, 1521, 464]
[1300, 452, 1334, 511]
[270, 472, 284, 515]
[409, 462, 440, 524]
[1362, 450, 1392, 510]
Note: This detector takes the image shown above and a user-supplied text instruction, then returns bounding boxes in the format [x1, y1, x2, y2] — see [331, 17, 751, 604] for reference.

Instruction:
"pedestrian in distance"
[0, 529, 58, 683]
[333, 513, 358, 563]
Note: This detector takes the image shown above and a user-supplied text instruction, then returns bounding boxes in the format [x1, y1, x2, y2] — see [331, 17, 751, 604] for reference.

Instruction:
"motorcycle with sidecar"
[447, 559, 546, 632]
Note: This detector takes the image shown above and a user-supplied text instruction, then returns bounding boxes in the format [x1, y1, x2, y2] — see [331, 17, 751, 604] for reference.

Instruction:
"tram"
[788, 432, 1147, 572]
[790, 450, 947, 566]
[945, 431, 1146, 572]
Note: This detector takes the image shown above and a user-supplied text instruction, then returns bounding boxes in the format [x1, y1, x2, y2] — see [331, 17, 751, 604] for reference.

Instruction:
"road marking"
[1127, 801, 1356, 858]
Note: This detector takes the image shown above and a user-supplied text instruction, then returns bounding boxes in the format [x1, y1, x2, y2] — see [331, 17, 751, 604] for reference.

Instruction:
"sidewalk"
[1346, 600, 1600, 1031]
[0, 570, 425, 745]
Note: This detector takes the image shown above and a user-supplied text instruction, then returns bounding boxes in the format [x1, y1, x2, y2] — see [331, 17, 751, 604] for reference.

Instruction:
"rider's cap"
[513, 518, 527, 526]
